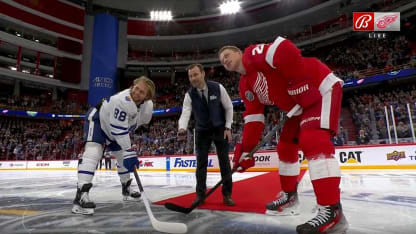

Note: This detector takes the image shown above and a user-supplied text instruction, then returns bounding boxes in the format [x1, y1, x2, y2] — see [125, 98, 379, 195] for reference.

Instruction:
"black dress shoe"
[192, 195, 205, 206]
[223, 195, 235, 206]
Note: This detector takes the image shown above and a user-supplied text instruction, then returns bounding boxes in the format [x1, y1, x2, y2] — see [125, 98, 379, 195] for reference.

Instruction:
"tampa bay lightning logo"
[245, 91, 254, 101]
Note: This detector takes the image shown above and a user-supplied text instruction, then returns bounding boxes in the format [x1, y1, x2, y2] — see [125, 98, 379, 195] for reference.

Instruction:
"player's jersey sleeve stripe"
[244, 114, 265, 123]
[265, 36, 286, 69]
[78, 170, 94, 175]
[110, 124, 128, 130]
[318, 73, 343, 95]
[110, 131, 129, 136]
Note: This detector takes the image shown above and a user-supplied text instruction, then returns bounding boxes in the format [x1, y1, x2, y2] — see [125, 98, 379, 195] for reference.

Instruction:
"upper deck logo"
[386, 150, 405, 161]
[353, 12, 374, 31]
[353, 12, 400, 31]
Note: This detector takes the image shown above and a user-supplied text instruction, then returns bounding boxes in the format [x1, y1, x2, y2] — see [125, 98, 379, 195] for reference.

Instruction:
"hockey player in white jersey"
[72, 76, 155, 215]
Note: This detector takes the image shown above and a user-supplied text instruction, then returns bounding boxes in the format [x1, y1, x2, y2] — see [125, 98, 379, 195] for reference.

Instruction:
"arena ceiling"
[90, 0, 277, 18]
[125, 1, 346, 53]
[124, 0, 386, 53]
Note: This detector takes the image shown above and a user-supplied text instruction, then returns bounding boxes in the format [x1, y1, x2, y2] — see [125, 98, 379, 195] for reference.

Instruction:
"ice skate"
[122, 178, 141, 201]
[296, 203, 348, 234]
[72, 183, 96, 215]
[265, 191, 300, 216]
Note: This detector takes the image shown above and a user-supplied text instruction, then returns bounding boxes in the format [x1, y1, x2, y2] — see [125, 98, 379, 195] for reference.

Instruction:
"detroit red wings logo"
[253, 72, 274, 105]
[376, 14, 398, 29]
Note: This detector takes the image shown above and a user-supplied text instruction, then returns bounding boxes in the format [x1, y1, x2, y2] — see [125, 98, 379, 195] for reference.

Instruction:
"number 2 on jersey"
[252, 44, 265, 55]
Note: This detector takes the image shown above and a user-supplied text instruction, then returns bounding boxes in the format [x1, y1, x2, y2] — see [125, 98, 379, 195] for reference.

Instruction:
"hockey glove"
[123, 149, 139, 172]
[233, 143, 255, 173]
[287, 81, 321, 109]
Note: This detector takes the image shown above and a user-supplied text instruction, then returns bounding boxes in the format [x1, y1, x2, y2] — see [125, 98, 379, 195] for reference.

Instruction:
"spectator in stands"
[338, 126, 348, 143]
[178, 63, 235, 206]
[13, 144, 23, 160]
[397, 121, 411, 138]
[331, 135, 344, 146]
[356, 129, 370, 145]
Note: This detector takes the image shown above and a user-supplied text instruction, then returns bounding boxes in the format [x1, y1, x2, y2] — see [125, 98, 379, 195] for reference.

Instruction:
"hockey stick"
[165, 105, 302, 214]
[132, 167, 188, 234]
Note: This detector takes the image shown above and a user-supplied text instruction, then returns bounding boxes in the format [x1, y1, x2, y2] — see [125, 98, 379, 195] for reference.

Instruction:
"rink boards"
[1, 143, 415, 171]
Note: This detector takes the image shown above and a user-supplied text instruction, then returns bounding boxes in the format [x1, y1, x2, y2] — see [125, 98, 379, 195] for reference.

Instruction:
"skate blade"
[327, 215, 349, 234]
[265, 207, 300, 216]
[71, 205, 94, 215]
[123, 196, 142, 202]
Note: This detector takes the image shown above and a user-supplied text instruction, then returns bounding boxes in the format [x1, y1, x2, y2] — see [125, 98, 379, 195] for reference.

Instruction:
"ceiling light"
[220, 0, 241, 15]
[150, 10, 172, 21]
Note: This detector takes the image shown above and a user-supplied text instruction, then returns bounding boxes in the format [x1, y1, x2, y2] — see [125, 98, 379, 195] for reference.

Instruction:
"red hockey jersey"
[239, 36, 342, 153]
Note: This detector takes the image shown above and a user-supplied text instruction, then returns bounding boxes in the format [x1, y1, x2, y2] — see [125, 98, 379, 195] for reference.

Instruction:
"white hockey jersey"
[99, 89, 153, 150]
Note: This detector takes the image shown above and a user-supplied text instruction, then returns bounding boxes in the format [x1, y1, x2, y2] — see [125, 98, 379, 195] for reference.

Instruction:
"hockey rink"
[0, 169, 415, 234]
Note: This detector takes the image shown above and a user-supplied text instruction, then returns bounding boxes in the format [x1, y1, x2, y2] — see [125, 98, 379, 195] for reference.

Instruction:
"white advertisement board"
[332, 145, 416, 169]
[169, 155, 202, 172]
[137, 157, 166, 171]
[0, 161, 27, 169]
[26, 160, 78, 169]
[170, 151, 279, 172]
[0, 144, 415, 171]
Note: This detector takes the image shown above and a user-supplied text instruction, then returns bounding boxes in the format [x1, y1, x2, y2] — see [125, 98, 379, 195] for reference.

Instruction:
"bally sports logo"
[353, 12, 400, 31]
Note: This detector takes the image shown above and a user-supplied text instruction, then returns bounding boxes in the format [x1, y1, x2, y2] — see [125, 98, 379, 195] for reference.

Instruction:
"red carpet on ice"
[155, 170, 307, 214]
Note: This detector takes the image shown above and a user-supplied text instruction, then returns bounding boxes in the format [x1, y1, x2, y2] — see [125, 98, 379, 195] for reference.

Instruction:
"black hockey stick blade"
[164, 166, 237, 214]
[164, 201, 195, 214]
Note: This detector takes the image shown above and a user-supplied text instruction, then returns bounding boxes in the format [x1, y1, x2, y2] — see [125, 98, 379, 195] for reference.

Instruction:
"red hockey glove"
[287, 81, 321, 109]
[233, 143, 255, 173]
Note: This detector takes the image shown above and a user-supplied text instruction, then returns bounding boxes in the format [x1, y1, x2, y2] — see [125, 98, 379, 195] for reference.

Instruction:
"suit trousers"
[195, 127, 232, 197]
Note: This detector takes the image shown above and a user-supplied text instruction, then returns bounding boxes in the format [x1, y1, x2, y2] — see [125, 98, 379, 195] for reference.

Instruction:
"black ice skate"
[72, 183, 96, 215]
[122, 178, 141, 201]
[265, 191, 300, 216]
[296, 203, 348, 234]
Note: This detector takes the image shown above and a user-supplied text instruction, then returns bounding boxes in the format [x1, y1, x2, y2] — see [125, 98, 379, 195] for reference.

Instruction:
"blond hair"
[218, 45, 241, 57]
[133, 76, 155, 100]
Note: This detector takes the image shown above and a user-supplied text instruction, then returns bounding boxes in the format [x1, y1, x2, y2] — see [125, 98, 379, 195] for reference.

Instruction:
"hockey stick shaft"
[133, 167, 188, 233]
[165, 105, 301, 214]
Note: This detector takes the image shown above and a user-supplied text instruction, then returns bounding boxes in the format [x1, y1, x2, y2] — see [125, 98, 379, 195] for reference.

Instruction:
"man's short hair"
[218, 45, 241, 57]
[133, 76, 155, 100]
[186, 63, 204, 73]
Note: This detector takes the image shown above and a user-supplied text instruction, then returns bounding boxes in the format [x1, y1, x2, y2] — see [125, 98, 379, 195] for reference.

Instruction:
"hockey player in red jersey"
[219, 37, 348, 234]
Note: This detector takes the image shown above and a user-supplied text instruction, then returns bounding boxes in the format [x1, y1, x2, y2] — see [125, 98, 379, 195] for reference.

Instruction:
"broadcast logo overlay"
[353, 12, 400, 31]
